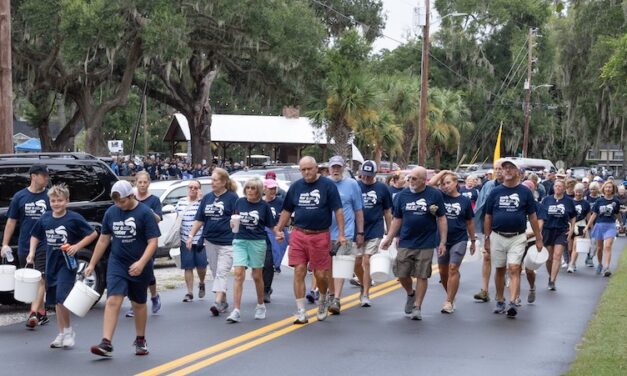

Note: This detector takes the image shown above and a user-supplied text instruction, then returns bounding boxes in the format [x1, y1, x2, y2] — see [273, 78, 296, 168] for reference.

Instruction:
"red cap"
[265, 171, 277, 179]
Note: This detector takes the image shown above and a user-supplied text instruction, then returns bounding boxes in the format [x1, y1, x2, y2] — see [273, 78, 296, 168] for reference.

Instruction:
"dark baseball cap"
[360, 160, 377, 177]
[29, 164, 49, 175]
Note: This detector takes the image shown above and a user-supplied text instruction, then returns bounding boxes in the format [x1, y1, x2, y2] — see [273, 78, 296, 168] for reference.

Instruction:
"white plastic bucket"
[169, 248, 181, 268]
[13, 268, 42, 303]
[464, 240, 482, 262]
[523, 247, 549, 270]
[575, 238, 591, 254]
[332, 255, 355, 279]
[0, 264, 16, 291]
[63, 280, 100, 317]
[370, 253, 391, 283]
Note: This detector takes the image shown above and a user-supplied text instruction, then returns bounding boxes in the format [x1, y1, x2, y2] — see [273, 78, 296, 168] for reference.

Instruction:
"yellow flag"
[493, 125, 502, 164]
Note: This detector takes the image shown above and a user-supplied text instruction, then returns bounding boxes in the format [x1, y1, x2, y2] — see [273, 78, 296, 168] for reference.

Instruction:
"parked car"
[455, 163, 493, 180]
[0, 153, 118, 304]
[569, 166, 590, 180]
[378, 161, 400, 173]
[148, 178, 244, 258]
[232, 167, 302, 186]
[502, 157, 556, 173]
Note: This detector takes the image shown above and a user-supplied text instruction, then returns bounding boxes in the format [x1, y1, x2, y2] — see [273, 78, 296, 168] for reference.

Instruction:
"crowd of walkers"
[109, 155, 245, 179]
[1, 156, 624, 357]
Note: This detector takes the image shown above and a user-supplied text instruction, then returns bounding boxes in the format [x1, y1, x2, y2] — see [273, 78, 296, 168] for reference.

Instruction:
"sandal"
[183, 293, 193, 302]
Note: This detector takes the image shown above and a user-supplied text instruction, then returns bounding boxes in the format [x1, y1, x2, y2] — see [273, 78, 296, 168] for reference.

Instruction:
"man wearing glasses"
[274, 156, 345, 324]
[382, 166, 447, 321]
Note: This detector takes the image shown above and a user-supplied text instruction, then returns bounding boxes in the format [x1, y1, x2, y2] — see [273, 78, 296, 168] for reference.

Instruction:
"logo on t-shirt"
[298, 189, 321, 207]
[462, 192, 472, 199]
[205, 201, 225, 216]
[575, 204, 583, 215]
[445, 202, 462, 217]
[405, 198, 427, 213]
[25, 199, 47, 218]
[599, 202, 616, 216]
[112, 217, 137, 243]
[498, 194, 520, 209]
[548, 204, 566, 216]
[363, 191, 378, 208]
[270, 207, 277, 218]
[45, 225, 67, 246]
[241, 210, 260, 226]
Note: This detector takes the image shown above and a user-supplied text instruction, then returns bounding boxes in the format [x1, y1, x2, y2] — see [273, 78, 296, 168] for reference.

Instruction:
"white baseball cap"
[111, 180, 134, 198]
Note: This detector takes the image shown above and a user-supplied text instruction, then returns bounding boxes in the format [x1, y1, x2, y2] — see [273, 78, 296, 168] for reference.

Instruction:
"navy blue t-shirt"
[540, 195, 576, 230]
[139, 195, 163, 220]
[282, 177, 342, 231]
[7, 188, 50, 254]
[592, 196, 620, 223]
[266, 197, 284, 225]
[31, 211, 94, 283]
[389, 186, 404, 201]
[393, 186, 445, 249]
[459, 186, 479, 205]
[573, 199, 591, 222]
[443, 194, 473, 246]
[359, 181, 392, 241]
[586, 195, 600, 206]
[234, 198, 275, 240]
[102, 202, 161, 282]
[485, 184, 537, 233]
[195, 190, 239, 245]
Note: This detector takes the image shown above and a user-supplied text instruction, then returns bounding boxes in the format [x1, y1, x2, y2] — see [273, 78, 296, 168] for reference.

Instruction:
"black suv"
[0, 153, 118, 304]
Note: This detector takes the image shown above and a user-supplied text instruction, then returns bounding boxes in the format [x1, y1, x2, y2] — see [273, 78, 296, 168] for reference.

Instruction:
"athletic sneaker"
[493, 301, 506, 314]
[548, 281, 556, 291]
[328, 298, 341, 315]
[125, 308, 135, 318]
[306, 290, 316, 304]
[595, 264, 603, 275]
[210, 301, 229, 316]
[585, 255, 594, 267]
[254, 304, 266, 320]
[528, 289, 536, 304]
[561, 261, 568, 269]
[226, 309, 241, 323]
[91, 339, 113, 357]
[473, 289, 490, 302]
[38, 313, 49, 326]
[198, 283, 206, 299]
[50, 333, 64, 348]
[26, 312, 38, 329]
[349, 277, 362, 287]
[603, 268, 612, 277]
[63, 329, 76, 348]
[441, 301, 454, 314]
[409, 307, 422, 320]
[506, 302, 518, 318]
[405, 290, 416, 315]
[293, 308, 308, 325]
[360, 295, 371, 308]
[514, 297, 522, 307]
[317, 301, 328, 321]
[134, 337, 149, 356]
[567, 265, 575, 273]
[151, 295, 161, 314]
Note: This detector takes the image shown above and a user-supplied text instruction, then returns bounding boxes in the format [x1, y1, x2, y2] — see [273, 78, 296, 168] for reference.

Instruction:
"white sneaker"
[409, 307, 422, 320]
[254, 304, 266, 320]
[567, 266, 575, 273]
[62, 329, 76, 348]
[50, 333, 64, 348]
[360, 295, 371, 307]
[293, 308, 308, 325]
[226, 309, 241, 323]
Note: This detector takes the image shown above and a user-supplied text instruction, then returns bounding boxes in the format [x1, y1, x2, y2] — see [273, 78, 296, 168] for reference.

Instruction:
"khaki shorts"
[355, 238, 381, 256]
[393, 248, 434, 279]
[490, 233, 527, 268]
[334, 240, 357, 256]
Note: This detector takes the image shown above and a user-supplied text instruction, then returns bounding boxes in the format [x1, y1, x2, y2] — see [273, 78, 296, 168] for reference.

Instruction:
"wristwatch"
[357, 232, 365, 236]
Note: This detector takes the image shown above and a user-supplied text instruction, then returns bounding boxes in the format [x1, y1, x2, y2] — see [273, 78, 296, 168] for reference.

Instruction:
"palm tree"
[427, 88, 473, 169]
[356, 110, 403, 167]
[383, 77, 421, 167]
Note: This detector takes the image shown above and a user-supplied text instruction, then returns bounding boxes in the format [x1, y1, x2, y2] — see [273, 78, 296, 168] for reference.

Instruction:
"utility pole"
[0, 0, 13, 153]
[522, 28, 534, 158]
[417, 0, 430, 166]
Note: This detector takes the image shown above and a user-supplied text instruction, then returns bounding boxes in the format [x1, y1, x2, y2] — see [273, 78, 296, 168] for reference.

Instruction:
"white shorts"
[490, 233, 527, 267]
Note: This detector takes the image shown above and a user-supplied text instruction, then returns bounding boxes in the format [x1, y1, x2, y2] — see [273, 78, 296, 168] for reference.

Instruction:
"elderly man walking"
[274, 156, 345, 324]
[484, 159, 544, 318]
[381, 166, 447, 320]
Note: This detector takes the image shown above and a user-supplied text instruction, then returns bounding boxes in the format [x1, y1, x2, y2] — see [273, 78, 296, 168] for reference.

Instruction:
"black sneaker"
[91, 339, 114, 357]
[37, 313, 49, 326]
[134, 338, 149, 356]
[506, 302, 518, 318]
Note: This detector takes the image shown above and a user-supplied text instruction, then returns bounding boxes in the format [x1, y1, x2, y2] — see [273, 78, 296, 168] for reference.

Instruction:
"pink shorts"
[288, 228, 331, 271]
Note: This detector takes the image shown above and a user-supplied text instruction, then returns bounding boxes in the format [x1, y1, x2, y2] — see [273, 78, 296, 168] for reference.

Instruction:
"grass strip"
[565, 247, 627, 376]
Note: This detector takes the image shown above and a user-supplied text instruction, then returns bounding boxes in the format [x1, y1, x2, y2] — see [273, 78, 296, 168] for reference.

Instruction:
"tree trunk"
[434, 145, 441, 171]
[398, 122, 415, 167]
[374, 146, 383, 168]
[328, 121, 352, 160]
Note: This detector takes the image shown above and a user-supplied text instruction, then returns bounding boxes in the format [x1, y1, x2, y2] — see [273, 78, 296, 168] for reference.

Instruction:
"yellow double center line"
[138, 265, 439, 376]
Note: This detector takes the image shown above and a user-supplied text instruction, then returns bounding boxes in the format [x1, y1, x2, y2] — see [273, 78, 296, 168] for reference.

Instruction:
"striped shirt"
[176, 198, 202, 244]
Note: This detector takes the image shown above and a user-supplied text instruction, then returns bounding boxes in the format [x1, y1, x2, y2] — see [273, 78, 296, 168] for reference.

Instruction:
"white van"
[502, 157, 556, 173]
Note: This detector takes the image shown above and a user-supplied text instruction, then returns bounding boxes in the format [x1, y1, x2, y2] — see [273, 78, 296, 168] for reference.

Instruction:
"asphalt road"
[0, 238, 624, 376]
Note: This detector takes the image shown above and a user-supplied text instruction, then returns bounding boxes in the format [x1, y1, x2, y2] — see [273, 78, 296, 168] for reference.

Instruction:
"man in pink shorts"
[275, 156, 346, 324]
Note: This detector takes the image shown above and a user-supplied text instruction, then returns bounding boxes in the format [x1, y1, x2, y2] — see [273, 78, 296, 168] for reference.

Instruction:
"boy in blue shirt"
[29, 184, 97, 348]
[85, 180, 161, 357]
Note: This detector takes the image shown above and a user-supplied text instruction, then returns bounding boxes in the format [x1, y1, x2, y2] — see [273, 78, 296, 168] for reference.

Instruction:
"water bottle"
[62, 251, 78, 271]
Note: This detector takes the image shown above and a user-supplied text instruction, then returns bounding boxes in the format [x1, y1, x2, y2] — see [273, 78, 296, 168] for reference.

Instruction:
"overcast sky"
[373, 0, 441, 52]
